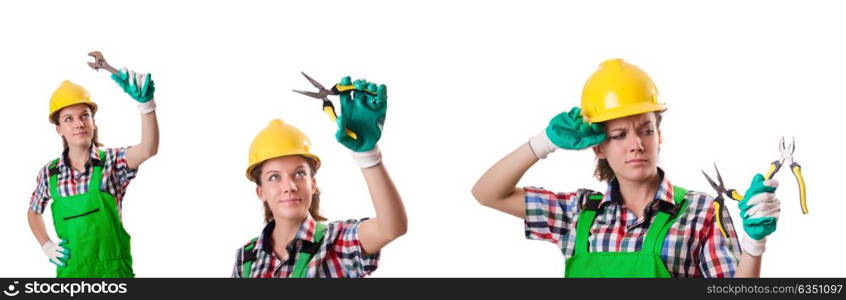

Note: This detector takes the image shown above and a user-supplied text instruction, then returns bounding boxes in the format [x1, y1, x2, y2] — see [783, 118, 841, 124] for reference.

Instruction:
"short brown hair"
[250, 156, 327, 223]
[594, 111, 663, 182]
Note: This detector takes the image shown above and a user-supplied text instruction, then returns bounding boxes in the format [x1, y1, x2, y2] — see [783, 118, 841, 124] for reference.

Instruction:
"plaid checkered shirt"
[232, 215, 380, 278]
[30, 146, 138, 216]
[524, 168, 742, 277]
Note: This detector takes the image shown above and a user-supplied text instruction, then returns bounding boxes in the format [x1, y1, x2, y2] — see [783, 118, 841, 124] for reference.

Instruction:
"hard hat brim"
[586, 102, 667, 123]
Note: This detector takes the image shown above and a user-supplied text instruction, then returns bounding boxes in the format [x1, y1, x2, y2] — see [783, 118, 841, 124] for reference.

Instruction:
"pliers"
[292, 72, 377, 140]
[701, 163, 733, 238]
[725, 137, 808, 214]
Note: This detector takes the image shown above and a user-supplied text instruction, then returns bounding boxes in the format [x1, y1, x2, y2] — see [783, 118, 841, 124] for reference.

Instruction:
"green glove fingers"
[336, 76, 355, 148]
[564, 107, 590, 135]
[365, 83, 387, 110]
[583, 121, 602, 136]
[335, 77, 387, 152]
[352, 79, 368, 104]
[739, 174, 779, 240]
[338, 76, 354, 109]
[569, 108, 603, 136]
[742, 174, 776, 199]
[568, 106, 583, 119]
[135, 73, 152, 99]
[350, 79, 368, 109]
[545, 106, 607, 150]
[52, 239, 70, 267]
[111, 71, 129, 90]
[739, 174, 777, 214]
[137, 73, 155, 103]
[375, 83, 387, 102]
[49, 259, 65, 268]
[111, 69, 155, 103]
[742, 217, 777, 241]
[579, 129, 608, 146]
[577, 122, 592, 135]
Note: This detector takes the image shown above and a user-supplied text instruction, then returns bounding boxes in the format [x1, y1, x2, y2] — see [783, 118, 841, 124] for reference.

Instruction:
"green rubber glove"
[739, 174, 779, 241]
[111, 68, 155, 103]
[545, 107, 606, 150]
[335, 76, 387, 152]
[42, 239, 69, 267]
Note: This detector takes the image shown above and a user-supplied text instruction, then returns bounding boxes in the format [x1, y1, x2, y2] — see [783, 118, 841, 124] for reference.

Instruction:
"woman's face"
[255, 155, 316, 222]
[593, 112, 662, 182]
[55, 104, 96, 149]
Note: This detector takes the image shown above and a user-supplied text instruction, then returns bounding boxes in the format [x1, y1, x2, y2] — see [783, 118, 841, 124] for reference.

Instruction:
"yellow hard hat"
[49, 80, 98, 124]
[246, 119, 321, 182]
[580, 59, 666, 123]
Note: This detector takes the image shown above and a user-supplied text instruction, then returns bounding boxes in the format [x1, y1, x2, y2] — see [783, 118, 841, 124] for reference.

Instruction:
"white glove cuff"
[742, 234, 767, 256]
[529, 130, 557, 159]
[352, 145, 382, 169]
[138, 99, 157, 114]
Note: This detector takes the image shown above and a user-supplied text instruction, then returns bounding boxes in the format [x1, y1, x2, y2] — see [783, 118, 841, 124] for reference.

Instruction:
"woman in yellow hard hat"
[472, 59, 781, 277]
[232, 76, 407, 278]
[27, 67, 159, 278]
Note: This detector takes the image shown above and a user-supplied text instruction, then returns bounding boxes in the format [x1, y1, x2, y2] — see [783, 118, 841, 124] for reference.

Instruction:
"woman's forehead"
[605, 113, 655, 129]
[262, 156, 309, 172]
[60, 103, 93, 116]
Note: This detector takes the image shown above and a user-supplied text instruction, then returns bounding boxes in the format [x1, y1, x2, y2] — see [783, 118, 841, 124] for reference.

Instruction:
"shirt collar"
[257, 215, 319, 253]
[57, 145, 102, 171]
[599, 167, 677, 210]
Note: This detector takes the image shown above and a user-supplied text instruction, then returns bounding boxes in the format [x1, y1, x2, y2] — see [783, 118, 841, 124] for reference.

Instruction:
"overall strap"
[574, 192, 604, 255]
[642, 186, 688, 254]
[241, 222, 328, 278]
[292, 222, 327, 278]
[87, 150, 106, 193]
[48, 159, 61, 201]
[241, 238, 259, 278]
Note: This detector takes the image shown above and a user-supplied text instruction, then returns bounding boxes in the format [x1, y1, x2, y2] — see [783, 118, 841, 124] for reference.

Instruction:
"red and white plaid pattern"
[29, 146, 138, 216]
[524, 168, 742, 277]
[232, 215, 380, 278]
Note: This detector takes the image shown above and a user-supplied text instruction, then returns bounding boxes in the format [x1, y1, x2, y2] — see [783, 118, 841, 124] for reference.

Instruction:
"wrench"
[86, 51, 119, 75]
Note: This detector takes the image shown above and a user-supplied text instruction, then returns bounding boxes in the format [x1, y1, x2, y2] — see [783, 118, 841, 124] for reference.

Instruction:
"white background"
[1, 0, 843, 277]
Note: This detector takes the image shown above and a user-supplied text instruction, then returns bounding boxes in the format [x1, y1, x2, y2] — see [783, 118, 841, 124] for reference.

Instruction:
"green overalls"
[241, 222, 326, 278]
[565, 186, 688, 278]
[48, 150, 134, 278]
